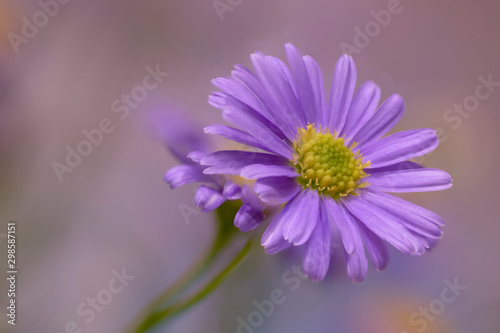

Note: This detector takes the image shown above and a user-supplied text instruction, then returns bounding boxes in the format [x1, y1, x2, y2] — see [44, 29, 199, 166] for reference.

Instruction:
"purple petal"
[231, 65, 296, 141]
[362, 128, 439, 168]
[261, 203, 298, 254]
[194, 186, 226, 212]
[164, 165, 211, 189]
[223, 180, 241, 200]
[359, 189, 444, 238]
[358, 223, 389, 271]
[212, 75, 290, 143]
[324, 197, 367, 281]
[342, 195, 427, 255]
[212, 74, 262, 117]
[327, 54, 357, 133]
[234, 185, 266, 231]
[218, 90, 290, 144]
[254, 176, 301, 206]
[323, 196, 356, 254]
[303, 55, 326, 126]
[250, 53, 306, 134]
[234, 204, 264, 232]
[352, 94, 405, 145]
[222, 98, 294, 159]
[240, 185, 265, 210]
[367, 168, 452, 193]
[344, 234, 368, 282]
[342, 80, 381, 139]
[423, 235, 439, 250]
[211, 77, 259, 111]
[149, 107, 209, 164]
[241, 164, 299, 179]
[302, 201, 331, 282]
[366, 161, 423, 173]
[201, 151, 289, 175]
[204, 124, 280, 155]
[282, 189, 320, 245]
[187, 151, 206, 163]
[285, 43, 316, 124]
[208, 91, 227, 109]
[409, 230, 431, 249]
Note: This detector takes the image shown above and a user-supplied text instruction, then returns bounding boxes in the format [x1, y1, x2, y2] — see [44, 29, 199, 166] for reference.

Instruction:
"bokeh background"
[0, 0, 499, 332]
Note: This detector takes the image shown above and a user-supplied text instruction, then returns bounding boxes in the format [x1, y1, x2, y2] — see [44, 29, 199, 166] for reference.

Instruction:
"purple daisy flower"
[153, 108, 242, 212]
[202, 43, 452, 282]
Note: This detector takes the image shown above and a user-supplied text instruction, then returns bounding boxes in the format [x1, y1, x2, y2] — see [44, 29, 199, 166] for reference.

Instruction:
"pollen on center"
[292, 123, 370, 199]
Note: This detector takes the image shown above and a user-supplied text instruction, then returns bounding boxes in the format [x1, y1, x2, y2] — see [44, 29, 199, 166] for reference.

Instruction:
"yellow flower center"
[292, 124, 370, 199]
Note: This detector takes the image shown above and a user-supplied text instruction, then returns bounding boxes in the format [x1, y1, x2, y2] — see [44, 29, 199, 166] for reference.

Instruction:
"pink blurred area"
[0, 0, 499, 332]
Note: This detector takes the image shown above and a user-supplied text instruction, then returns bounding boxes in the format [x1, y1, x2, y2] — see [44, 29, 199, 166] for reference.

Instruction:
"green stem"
[126, 200, 244, 333]
[126, 239, 225, 333]
[151, 245, 217, 309]
[133, 240, 251, 332]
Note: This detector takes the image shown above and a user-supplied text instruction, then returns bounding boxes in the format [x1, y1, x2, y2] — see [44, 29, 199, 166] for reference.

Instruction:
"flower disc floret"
[292, 124, 370, 199]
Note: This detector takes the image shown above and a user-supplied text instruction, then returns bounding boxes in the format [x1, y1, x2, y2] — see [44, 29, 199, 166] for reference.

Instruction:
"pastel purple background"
[0, 0, 498, 332]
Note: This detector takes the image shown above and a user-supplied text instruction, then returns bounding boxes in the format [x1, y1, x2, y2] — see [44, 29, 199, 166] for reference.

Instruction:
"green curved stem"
[147, 198, 240, 307]
[132, 240, 251, 332]
[148, 243, 219, 310]
[126, 200, 244, 333]
[126, 238, 229, 333]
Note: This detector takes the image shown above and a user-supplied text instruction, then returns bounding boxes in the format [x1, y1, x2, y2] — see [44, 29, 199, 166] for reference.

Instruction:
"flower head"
[202, 43, 452, 282]
[153, 107, 242, 212]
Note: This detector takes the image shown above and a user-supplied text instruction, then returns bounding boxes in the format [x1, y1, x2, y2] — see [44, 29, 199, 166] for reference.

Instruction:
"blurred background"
[0, 0, 499, 332]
